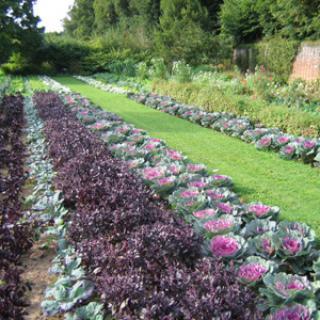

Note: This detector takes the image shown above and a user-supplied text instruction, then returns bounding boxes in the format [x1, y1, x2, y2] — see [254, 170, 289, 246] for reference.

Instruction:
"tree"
[220, 0, 262, 45]
[64, 0, 95, 39]
[156, 0, 211, 64]
[93, 0, 118, 33]
[0, 0, 42, 64]
[200, 0, 223, 32]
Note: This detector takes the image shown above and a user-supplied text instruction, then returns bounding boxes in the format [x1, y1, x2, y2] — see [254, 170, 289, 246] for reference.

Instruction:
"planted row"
[57, 89, 320, 319]
[0, 95, 33, 320]
[77, 76, 320, 168]
[33, 91, 261, 320]
[24, 93, 105, 320]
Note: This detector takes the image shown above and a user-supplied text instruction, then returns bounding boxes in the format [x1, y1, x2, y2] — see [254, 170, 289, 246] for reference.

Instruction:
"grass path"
[49, 76, 320, 234]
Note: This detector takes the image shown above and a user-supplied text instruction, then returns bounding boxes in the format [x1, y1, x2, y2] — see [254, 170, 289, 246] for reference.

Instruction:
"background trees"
[0, 0, 42, 66]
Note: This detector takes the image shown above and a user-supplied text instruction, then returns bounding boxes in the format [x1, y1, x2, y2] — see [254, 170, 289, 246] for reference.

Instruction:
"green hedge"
[152, 80, 320, 137]
[255, 37, 300, 81]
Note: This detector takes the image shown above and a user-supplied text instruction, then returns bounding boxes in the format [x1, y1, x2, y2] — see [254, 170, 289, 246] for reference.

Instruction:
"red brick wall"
[291, 45, 320, 81]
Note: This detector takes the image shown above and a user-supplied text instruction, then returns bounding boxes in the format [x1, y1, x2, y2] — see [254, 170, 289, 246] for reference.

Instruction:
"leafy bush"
[136, 61, 148, 80]
[255, 37, 300, 82]
[1, 52, 31, 75]
[172, 60, 193, 83]
[152, 79, 320, 137]
[149, 58, 168, 80]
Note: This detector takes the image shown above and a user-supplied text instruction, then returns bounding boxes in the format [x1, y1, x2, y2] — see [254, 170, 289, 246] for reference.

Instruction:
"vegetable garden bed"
[50, 76, 320, 237]
[32, 90, 261, 319]
[35, 77, 320, 319]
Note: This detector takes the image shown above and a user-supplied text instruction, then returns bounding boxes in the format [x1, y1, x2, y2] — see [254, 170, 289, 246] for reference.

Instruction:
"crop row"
[33, 91, 261, 320]
[77, 76, 320, 168]
[40, 77, 320, 318]
[55, 87, 320, 319]
[23, 93, 105, 320]
[0, 95, 33, 319]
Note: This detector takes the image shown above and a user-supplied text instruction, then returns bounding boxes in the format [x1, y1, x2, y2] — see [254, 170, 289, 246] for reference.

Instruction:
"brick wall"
[291, 44, 320, 81]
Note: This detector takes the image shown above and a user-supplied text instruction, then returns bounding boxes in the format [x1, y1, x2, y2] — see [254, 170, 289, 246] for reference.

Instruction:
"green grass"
[52, 76, 320, 234]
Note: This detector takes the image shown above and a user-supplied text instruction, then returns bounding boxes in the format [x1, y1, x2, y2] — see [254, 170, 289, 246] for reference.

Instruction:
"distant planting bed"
[51, 76, 320, 236]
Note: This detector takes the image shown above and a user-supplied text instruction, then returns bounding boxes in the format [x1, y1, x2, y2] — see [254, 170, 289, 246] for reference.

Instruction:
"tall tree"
[200, 0, 223, 32]
[0, 0, 42, 64]
[93, 0, 118, 33]
[64, 0, 95, 39]
[220, 0, 262, 44]
[156, 0, 211, 64]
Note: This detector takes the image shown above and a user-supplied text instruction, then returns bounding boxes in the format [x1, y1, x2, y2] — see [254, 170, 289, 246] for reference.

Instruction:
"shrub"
[255, 37, 300, 82]
[136, 61, 149, 80]
[171, 60, 193, 83]
[152, 80, 320, 137]
[149, 58, 168, 80]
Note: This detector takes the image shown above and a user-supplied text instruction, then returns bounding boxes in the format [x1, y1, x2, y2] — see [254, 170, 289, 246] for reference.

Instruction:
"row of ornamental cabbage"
[76, 76, 320, 168]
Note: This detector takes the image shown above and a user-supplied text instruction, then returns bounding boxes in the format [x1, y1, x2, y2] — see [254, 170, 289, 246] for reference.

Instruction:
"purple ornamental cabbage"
[268, 304, 312, 320]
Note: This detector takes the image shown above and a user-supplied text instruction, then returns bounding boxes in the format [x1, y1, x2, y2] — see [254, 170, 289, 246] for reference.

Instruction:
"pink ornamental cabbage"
[284, 145, 296, 155]
[259, 136, 272, 146]
[217, 202, 234, 214]
[186, 163, 206, 173]
[166, 149, 184, 161]
[262, 238, 275, 256]
[207, 190, 225, 201]
[157, 176, 176, 186]
[248, 204, 272, 218]
[238, 263, 268, 283]
[180, 189, 200, 198]
[188, 180, 208, 189]
[168, 164, 183, 175]
[282, 237, 301, 255]
[277, 136, 290, 145]
[143, 167, 165, 180]
[211, 235, 240, 257]
[268, 304, 311, 320]
[193, 209, 217, 219]
[204, 217, 234, 233]
[303, 140, 316, 149]
[275, 279, 306, 295]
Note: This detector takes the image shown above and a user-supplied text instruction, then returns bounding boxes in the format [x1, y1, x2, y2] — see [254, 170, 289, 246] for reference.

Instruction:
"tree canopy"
[0, 0, 42, 64]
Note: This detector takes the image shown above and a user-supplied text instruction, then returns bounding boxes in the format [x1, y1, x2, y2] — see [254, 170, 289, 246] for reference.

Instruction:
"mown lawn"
[44, 76, 320, 234]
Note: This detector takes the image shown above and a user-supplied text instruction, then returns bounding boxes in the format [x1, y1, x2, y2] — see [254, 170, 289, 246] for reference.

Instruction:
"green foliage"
[220, 0, 262, 45]
[171, 61, 193, 83]
[0, 0, 43, 71]
[152, 80, 320, 137]
[149, 58, 168, 80]
[221, 0, 320, 45]
[42, 34, 91, 74]
[136, 62, 148, 80]
[1, 53, 30, 75]
[155, 0, 213, 65]
[256, 37, 300, 81]
[64, 0, 95, 39]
